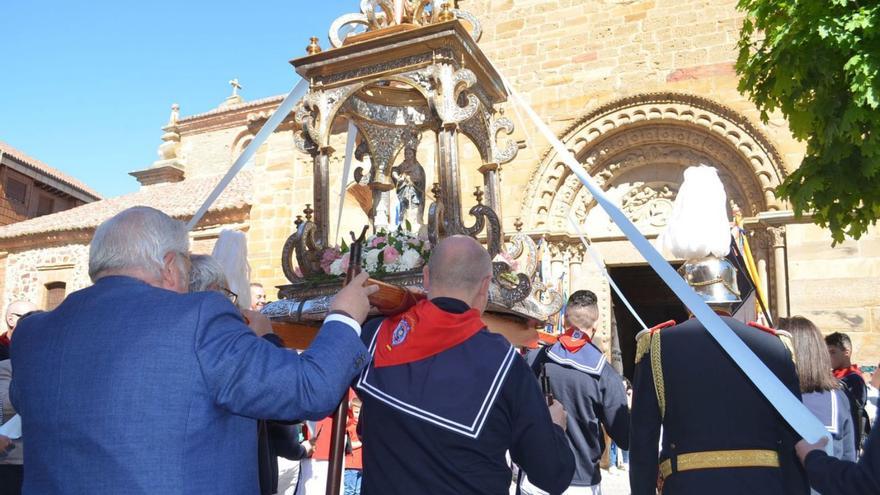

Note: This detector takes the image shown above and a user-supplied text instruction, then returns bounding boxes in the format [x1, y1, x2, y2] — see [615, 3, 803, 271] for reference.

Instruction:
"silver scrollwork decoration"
[429, 63, 480, 125]
[490, 116, 518, 164]
[461, 204, 502, 257]
[281, 221, 325, 283]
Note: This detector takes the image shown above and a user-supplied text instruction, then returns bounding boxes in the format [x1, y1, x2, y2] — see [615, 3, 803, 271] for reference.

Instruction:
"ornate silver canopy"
[265, 5, 562, 324]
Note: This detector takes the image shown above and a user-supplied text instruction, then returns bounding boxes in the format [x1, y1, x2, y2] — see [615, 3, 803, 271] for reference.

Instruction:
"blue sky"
[1, 0, 355, 198]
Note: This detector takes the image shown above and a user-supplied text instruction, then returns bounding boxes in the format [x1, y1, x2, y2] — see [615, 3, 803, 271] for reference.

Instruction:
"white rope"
[186, 78, 309, 231]
[334, 121, 358, 243]
[567, 214, 648, 331]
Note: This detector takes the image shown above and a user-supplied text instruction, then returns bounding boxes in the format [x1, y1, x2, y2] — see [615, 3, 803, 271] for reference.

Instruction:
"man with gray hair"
[354, 235, 574, 494]
[9, 206, 377, 494]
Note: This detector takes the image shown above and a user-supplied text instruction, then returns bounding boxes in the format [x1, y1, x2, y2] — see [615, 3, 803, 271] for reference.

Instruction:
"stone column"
[768, 226, 788, 319]
[567, 245, 584, 294]
[549, 242, 566, 282]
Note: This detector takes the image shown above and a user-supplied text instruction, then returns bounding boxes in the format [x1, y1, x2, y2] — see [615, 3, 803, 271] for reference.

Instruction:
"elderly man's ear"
[161, 252, 189, 294]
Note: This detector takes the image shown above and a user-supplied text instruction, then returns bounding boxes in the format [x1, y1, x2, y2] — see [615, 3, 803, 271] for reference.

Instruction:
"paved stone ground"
[600, 467, 631, 495]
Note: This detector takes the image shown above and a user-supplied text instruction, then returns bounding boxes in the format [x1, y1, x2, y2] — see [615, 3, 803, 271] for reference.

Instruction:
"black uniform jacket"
[629, 316, 809, 495]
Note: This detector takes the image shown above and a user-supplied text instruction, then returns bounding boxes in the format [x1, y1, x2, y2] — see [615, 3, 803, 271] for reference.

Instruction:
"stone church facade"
[2, 0, 879, 370]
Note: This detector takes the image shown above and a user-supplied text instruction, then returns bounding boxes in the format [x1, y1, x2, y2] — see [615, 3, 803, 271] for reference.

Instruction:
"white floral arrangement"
[319, 226, 432, 277]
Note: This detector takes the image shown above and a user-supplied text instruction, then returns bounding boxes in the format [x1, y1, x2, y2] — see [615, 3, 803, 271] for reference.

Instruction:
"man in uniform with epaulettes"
[629, 165, 809, 494]
[629, 256, 808, 494]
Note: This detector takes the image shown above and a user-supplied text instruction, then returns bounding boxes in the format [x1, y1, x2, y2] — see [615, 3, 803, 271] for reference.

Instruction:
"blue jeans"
[344, 469, 362, 495]
[609, 442, 629, 467]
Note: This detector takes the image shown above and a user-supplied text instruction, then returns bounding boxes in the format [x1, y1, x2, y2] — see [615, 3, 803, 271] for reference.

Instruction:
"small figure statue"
[392, 134, 426, 229]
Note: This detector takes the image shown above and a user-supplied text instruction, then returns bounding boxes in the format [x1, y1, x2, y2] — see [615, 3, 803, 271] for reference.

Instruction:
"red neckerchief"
[0, 335, 9, 348]
[374, 299, 485, 368]
[558, 327, 591, 353]
[833, 365, 863, 379]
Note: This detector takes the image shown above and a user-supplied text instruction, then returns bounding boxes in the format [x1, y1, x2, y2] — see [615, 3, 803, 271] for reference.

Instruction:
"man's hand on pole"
[331, 272, 379, 324]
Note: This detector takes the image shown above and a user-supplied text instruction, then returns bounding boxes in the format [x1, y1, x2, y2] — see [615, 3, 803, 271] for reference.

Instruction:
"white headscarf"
[211, 230, 252, 310]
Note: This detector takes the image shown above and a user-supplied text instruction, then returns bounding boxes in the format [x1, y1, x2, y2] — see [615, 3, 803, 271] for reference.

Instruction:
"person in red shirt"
[826, 332, 871, 450]
[344, 396, 363, 495]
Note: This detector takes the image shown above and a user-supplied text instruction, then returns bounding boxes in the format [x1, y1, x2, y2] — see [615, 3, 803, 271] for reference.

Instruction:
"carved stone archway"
[522, 92, 788, 232]
[520, 93, 791, 372]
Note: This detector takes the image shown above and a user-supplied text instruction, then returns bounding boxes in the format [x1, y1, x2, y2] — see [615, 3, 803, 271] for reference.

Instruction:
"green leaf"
[737, 0, 880, 241]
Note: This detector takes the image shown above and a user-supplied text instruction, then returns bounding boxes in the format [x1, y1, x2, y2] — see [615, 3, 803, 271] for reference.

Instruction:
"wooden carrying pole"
[326, 227, 368, 495]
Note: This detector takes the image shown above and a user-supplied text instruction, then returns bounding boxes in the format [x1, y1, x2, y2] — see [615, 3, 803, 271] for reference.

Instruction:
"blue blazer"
[10, 276, 368, 494]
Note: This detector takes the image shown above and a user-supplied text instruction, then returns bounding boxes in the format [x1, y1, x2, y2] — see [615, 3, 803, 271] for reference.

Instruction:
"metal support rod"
[480, 162, 503, 222]
[436, 126, 463, 234]
[312, 149, 334, 247]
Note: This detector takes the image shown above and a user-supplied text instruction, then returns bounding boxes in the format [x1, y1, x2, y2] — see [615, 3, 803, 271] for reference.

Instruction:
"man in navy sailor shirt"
[355, 235, 575, 495]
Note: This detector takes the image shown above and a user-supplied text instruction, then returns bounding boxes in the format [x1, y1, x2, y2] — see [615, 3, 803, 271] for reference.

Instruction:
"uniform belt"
[659, 449, 780, 479]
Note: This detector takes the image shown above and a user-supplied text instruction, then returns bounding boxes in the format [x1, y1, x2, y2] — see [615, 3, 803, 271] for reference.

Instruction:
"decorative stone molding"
[522, 93, 789, 231]
[131, 104, 187, 187]
[129, 165, 185, 186]
[620, 182, 678, 228]
[768, 226, 786, 248]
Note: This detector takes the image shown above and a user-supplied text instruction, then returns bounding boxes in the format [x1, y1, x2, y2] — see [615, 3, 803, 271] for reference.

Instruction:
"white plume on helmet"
[658, 165, 731, 260]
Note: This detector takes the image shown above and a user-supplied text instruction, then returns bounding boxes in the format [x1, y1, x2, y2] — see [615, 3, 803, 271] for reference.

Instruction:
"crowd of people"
[0, 205, 878, 494]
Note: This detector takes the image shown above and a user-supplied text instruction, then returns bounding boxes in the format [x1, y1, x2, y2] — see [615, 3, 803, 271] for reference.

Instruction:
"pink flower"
[370, 236, 387, 248]
[320, 248, 342, 274]
[340, 252, 350, 273]
[383, 245, 400, 264]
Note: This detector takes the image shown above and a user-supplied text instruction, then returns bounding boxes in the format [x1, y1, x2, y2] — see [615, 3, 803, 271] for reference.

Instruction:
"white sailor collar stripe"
[356, 324, 516, 439]
[546, 345, 607, 376]
[826, 389, 839, 434]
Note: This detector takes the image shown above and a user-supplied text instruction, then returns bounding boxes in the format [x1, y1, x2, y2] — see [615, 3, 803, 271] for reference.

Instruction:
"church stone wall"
[179, 126, 251, 180]
[787, 223, 880, 366]
[465, 0, 805, 226]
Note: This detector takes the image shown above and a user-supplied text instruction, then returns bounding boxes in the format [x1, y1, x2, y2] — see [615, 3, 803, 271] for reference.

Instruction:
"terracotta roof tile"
[0, 171, 253, 240]
[177, 95, 285, 123]
[0, 141, 102, 200]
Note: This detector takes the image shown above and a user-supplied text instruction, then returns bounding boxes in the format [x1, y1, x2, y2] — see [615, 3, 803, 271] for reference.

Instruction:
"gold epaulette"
[749, 322, 797, 364]
[635, 330, 652, 365]
[776, 329, 797, 364]
[634, 320, 676, 365]
[651, 331, 666, 418]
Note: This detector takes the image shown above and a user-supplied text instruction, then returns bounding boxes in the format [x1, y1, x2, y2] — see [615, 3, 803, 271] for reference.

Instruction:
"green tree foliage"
[736, 0, 880, 243]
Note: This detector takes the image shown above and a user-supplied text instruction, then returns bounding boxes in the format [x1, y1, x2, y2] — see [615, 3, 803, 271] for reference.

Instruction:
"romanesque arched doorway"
[521, 93, 789, 376]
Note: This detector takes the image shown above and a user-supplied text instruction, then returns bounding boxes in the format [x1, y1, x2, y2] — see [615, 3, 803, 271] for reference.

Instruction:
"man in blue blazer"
[9, 206, 376, 494]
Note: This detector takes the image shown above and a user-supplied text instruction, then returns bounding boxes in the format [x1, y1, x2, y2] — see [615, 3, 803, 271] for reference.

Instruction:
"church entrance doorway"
[608, 264, 688, 380]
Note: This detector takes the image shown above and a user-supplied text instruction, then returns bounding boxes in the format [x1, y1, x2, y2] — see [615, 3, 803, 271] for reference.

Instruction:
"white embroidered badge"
[391, 319, 411, 346]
